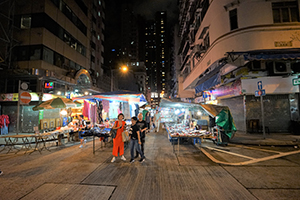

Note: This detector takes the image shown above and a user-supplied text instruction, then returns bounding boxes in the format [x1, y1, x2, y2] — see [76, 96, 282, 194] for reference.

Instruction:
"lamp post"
[110, 65, 128, 92]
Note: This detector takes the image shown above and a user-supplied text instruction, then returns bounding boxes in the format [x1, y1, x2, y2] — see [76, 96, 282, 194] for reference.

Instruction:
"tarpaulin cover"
[195, 73, 221, 94]
[200, 104, 237, 138]
[32, 97, 77, 111]
[72, 91, 147, 104]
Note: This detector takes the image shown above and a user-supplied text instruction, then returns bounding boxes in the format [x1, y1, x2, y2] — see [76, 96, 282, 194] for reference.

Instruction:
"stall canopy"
[159, 98, 200, 108]
[200, 104, 237, 138]
[72, 91, 147, 105]
[32, 97, 80, 111]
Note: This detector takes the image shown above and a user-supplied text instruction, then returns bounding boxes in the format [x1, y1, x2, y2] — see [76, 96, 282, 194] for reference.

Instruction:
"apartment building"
[145, 11, 169, 108]
[177, 0, 300, 132]
[0, 0, 106, 132]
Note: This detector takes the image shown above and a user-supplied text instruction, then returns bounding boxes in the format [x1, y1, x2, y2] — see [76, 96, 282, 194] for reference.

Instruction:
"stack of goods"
[80, 126, 110, 138]
[165, 123, 211, 138]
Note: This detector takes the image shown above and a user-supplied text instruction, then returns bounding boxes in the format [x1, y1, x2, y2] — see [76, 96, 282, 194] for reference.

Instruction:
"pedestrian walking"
[154, 110, 161, 132]
[111, 113, 126, 163]
[129, 117, 145, 163]
[135, 113, 148, 158]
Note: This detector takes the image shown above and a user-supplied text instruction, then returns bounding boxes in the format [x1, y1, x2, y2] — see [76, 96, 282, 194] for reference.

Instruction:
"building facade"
[0, 0, 107, 132]
[176, 0, 300, 132]
[145, 11, 169, 108]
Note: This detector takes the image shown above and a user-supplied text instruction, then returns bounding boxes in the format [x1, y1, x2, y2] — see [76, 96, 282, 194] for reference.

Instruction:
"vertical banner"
[39, 110, 44, 125]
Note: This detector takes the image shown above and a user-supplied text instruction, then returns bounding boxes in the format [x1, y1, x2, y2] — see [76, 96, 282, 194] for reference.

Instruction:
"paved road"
[0, 130, 300, 200]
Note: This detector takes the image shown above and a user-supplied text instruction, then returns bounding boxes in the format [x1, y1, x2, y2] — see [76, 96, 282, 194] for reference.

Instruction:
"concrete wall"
[181, 0, 300, 90]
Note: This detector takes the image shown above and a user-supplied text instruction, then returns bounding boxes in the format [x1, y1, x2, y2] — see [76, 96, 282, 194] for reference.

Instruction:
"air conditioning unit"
[250, 61, 266, 71]
[273, 61, 291, 74]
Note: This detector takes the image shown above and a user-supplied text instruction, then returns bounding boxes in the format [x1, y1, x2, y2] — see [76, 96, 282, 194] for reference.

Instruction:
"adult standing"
[154, 110, 161, 132]
[111, 113, 126, 163]
[135, 113, 148, 158]
[129, 117, 145, 163]
[145, 111, 151, 131]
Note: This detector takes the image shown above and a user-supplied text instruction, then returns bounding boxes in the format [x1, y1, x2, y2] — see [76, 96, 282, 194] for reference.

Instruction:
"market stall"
[32, 97, 78, 147]
[159, 98, 213, 154]
[199, 104, 237, 146]
[72, 91, 147, 124]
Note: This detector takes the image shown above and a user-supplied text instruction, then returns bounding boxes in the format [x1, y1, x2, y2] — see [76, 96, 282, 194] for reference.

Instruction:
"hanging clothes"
[83, 100, 90, 119]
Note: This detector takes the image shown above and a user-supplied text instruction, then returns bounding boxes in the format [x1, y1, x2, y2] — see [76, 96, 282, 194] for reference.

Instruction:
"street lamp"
[111, 65, 129, 91]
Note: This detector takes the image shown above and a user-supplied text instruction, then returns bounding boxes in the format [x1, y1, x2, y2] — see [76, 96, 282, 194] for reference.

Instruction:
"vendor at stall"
[68, 119, 78, 142]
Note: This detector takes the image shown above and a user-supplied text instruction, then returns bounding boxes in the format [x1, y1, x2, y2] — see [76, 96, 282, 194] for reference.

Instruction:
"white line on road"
[205, 146, 254, 159]
[201, 147, 300, 166]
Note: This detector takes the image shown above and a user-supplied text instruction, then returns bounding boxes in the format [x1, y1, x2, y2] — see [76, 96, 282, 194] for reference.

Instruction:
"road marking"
[231, 144, 281, 154]
[205, 146, 254, 159]
[201, 147, 300, 166]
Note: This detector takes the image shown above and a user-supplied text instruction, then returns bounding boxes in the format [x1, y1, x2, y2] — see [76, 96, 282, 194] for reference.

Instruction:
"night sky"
[104, 0, 178, 68]
[132, 0, 178, 23]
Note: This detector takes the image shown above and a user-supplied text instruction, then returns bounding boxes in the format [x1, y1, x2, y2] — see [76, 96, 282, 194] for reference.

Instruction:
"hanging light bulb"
[60, 109, 67, 115]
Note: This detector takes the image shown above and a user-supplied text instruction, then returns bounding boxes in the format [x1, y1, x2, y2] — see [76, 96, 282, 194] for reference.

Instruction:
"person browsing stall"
[111, 113, 126, 163]
[129, 117, 145, 163]
[135, 113, 148, 158]
[78, 115, 86, 148]
[145, 111, 151, 131]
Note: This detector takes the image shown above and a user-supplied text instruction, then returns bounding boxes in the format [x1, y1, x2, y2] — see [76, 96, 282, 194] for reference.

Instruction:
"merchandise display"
[165, 123, 212, 138]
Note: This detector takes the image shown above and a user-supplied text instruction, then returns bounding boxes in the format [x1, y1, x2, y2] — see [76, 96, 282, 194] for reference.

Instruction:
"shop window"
[272, 1, 299, 23]
[229, 8, 238, 30]
[21, 15, 31, 29]
[43, 47, 54, 64]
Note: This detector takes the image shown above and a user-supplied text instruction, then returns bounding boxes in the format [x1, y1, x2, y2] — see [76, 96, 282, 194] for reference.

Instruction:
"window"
[43, 47, 54, 64]
[21, 15, 31, 29]
[229, 9, 238, 30]
[54, 53, 63, 68]
[30, 46, 41, 60]
[272, 1, 299, 23]
[204, 33, 210, 50]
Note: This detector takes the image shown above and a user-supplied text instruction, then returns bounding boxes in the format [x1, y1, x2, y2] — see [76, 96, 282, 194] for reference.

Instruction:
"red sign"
[20, 91, 31, 104]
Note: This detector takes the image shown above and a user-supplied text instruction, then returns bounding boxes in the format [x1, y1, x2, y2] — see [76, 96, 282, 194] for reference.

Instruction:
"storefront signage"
[211, 79, 242, 98]
[274, 41, 292, 47]
[292, 78, 300, 86]
[45, 82, 54, 89]
[0, 93, 59, 102]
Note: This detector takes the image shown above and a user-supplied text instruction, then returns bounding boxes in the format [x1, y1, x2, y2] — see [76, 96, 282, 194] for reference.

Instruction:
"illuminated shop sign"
[45, 82, 54, 89]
